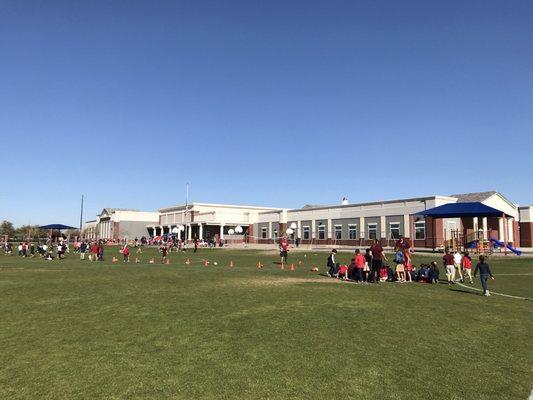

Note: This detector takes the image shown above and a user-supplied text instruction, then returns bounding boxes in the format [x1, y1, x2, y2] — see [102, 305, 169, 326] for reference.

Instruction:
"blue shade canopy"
[39, 224, 77, 230]
[414, 202, 511, 218]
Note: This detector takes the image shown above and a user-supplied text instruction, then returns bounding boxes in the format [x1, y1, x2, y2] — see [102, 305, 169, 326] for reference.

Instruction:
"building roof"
[159, 202, 285, 213]
[450, 191, 497, 203]
[289, 195, 456, 212]
[100, 208, 140, 215]
[301, 204, 327, 209]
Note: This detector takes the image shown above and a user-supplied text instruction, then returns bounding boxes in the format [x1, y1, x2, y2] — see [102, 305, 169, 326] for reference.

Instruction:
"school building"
[87, 191, 533, 249]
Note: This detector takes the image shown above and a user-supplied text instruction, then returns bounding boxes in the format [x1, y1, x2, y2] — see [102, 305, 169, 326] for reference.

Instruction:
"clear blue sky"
[1, 0, 532, 227]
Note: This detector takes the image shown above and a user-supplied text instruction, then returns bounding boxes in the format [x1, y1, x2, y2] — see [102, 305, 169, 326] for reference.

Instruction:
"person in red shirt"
[337, 264, 348, 280]
[90, 242, 99, 262]
[370, 239, 388, 283]
[462, 252, 473, 284]
[122, 244, 130, 262]
[443, 248, 456, 284]
[354, 249, 366, 283]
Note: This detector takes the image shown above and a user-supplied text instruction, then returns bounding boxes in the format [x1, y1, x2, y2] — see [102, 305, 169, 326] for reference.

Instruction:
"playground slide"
[489, 238, 522, 256]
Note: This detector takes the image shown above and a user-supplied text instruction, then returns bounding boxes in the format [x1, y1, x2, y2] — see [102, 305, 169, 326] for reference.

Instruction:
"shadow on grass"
[450, 287, 481, 297]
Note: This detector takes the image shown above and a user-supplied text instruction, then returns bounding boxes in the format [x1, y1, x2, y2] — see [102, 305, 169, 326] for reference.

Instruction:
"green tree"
[0, 220, 15, 238]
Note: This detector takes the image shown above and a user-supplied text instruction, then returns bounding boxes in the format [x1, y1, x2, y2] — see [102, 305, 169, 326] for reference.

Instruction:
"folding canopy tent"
[39, 224, 77, 230]
[413, 202, 513, 254]
[39, 224, 77, 242]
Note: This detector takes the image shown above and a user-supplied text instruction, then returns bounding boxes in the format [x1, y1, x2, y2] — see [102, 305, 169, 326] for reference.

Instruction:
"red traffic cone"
[290, 263, 295, 271]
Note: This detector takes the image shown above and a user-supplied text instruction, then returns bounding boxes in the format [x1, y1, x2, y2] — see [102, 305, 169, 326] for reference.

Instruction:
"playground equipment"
[489, 238, 522, 256]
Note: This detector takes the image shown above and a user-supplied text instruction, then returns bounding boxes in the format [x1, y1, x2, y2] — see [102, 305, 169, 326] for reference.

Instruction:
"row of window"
[260, 222, 426, 240]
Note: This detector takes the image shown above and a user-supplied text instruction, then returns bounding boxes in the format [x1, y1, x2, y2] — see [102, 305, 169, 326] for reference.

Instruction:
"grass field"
[1, 247, 532, 399]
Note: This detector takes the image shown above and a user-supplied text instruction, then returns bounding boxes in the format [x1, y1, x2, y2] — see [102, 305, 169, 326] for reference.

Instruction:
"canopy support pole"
[503, 212, 508, 256]
[432, 217, 436, 252]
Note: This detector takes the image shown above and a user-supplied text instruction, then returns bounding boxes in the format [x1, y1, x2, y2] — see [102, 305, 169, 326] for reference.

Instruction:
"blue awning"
[39, 224, 77, 230]
[414, 202, 511, 218]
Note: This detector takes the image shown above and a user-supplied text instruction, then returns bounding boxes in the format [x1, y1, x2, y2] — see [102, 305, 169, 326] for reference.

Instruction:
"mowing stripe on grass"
[455, 282, 533, 301]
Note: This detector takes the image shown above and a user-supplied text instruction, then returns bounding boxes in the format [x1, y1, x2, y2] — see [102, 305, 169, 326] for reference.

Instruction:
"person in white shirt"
[453, 250, 463, 283]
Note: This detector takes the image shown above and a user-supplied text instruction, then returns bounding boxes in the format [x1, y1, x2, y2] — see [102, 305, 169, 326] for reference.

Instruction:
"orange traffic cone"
[112, 256, 118, 263]
[290, 263, 295, 271]
[185, 258, 190, 265]
[229, 260, 234, 267]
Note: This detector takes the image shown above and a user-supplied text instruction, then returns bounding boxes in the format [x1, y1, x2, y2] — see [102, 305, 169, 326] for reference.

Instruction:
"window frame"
[318, 225, 326, 240]
[334, 224, 342, 240]
[367, 223, 378, 240]
[303, 226, 310, 240]
[414, 221, 426, 240]
[389, 222, 401, 240]
[261, 227, 267, 239]
[348, 224, 358, 240]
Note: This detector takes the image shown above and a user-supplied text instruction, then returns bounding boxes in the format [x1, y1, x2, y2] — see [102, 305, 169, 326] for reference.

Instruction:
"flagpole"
[79, 195, 84, 239]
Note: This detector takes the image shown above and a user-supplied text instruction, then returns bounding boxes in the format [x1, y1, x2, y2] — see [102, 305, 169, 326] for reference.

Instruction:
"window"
[334, 225, 342, 240]
[389, 222, 401, 239]
[273, 229, 278, 239]
[318, 225, 326, 240]
[261, 227, 267, 239]
[303, 226, 310, 240]
[348, 224, 357, 240]
[367, 223, 377, 240]
[415, 221, 425, 240]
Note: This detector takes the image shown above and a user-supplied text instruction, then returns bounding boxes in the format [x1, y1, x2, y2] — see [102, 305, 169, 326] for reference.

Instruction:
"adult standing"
[395, 236, 412, 265]
[443, 248, 455, 284]
[370, 239, 388, 283]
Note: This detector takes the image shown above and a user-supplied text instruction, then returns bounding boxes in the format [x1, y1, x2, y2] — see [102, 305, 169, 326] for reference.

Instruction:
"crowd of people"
[321, 237, 495, 296]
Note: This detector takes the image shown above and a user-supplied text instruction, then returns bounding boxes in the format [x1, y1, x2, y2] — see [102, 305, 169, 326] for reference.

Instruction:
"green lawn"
[1, 247, 532, 399]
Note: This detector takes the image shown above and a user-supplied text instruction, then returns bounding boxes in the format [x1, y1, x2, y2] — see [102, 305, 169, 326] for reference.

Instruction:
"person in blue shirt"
[473, 255, 495, 296]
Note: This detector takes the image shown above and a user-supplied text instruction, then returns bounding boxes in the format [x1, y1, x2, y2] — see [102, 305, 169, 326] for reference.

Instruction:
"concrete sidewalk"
[224, 243, 533, 256]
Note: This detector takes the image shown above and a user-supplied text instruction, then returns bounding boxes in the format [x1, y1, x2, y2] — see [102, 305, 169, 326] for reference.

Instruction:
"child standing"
[326, 249, 337, 277]
[462, 252, 473, 284]
[453, 250, 463, 283]
[160, 244, 168, 264]
[355, 249, 366, 283]
[122, 244, 130, 262]
[393, 250, 406, 282]
[364, 248, 372, 282]
[474, 255, 494, 296]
